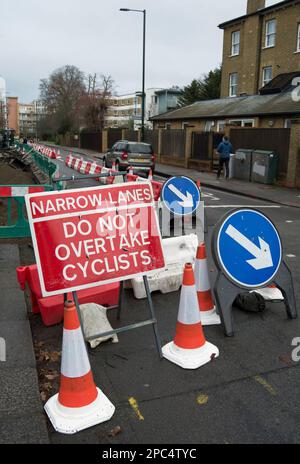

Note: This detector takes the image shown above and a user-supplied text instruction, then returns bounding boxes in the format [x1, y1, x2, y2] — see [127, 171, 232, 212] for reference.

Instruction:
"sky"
[0, 0, 280, 102]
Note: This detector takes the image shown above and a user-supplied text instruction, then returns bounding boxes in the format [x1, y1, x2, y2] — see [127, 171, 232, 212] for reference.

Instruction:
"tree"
[83, 74, 114, 130]
[177, 79, 203, 107]
[198, 66, 222, 101]
[39, 65, 86, 135]
[177, 66, 222, 107]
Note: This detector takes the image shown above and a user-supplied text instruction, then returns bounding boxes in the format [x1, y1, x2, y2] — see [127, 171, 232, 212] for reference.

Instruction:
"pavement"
[1, 143, 300, 444]
[0, 245, 49, 444]
[45, 142, 300, 208]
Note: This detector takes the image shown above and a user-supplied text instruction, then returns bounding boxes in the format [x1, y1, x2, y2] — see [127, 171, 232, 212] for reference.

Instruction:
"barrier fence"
[0, 184, 54, 238]
[0, 143, 64, 238]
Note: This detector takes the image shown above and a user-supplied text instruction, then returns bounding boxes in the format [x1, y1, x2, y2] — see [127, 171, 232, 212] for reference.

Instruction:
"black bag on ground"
[234, 292, 266, 313]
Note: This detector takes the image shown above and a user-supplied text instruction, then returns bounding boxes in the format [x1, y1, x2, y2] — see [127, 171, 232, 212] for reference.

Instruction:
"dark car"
[103, 140, 155, 176]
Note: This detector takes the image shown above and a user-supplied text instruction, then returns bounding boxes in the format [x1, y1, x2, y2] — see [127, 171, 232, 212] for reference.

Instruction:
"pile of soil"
[0, 158, 34, 184]
[0, 157, 35, 228]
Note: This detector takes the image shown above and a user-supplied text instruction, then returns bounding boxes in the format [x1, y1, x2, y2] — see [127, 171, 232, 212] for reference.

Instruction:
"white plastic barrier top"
[131, 234, 199, 299]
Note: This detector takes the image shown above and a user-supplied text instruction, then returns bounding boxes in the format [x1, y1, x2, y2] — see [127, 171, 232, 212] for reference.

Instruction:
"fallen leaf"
[108, 426, 122, 437]
[45, 372, 59, 381]
[40, 392, 47, 402]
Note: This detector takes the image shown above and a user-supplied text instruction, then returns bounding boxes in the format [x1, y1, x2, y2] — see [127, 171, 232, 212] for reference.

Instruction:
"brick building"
[220, 0, 300, 98]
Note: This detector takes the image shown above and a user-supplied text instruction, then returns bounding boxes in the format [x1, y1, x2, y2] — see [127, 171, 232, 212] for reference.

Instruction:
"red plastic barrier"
[85, 162, 92, 174]
[126, 174, 138, 182]
[16, 265, 120, 326]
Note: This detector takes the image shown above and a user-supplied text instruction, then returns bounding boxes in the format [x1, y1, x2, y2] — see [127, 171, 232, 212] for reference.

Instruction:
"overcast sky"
[1, 0, 279, 102]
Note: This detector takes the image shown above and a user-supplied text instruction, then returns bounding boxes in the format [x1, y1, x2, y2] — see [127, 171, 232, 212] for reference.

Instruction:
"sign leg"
[117, 281, 124, 321]
[214, 272, 242, 337]
[143, 276, 163, 359]
[274, 261, 298, 320]
[72, 291, 86, 339]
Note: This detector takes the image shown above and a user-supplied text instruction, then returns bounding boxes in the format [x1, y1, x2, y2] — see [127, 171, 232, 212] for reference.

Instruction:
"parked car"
[103, 140, 155, 176]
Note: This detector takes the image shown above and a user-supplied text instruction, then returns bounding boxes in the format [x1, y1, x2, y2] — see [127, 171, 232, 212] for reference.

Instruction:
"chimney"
[247, 0, 265, 15]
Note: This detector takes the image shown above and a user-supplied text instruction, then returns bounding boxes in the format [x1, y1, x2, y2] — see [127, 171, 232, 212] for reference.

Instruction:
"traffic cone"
[251, 284, 284, 301]
[148, 169, 153, 181]
[44, 300, 115, 434]
[129, 166, 134, 175]
[162, 264, 219, 370]
[195, 243, 221, 326]
[112, 160, 116, 171]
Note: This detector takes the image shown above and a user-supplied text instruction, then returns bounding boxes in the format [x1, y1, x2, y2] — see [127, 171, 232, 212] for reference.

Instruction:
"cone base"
[251, 288, 284, 301]
[44, 388, 115, 435]
[162, 341, 219, 370]
[200, 308, 221, 326]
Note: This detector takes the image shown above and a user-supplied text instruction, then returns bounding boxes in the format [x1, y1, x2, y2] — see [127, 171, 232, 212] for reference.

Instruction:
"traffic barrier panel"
[162, 264, 219, 369]
[0, 184, 53, 238]
[195, 243, 221, 326]
[16, 264, 120, 326]
[131, 234, 199, 299]
[85, 162, 92, 175]
[44, 300, 115, 434]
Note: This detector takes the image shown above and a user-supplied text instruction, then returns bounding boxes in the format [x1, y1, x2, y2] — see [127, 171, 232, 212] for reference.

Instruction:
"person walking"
[216, 136, 233, 180]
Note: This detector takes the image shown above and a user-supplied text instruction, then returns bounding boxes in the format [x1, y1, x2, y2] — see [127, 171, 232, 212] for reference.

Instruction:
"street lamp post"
[120, 8, 146, 142]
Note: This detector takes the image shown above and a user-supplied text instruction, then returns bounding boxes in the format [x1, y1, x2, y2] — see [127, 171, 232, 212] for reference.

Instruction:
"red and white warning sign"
[25, 183, 165, 296]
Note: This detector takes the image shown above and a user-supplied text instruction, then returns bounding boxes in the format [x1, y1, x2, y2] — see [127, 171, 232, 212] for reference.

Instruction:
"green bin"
[251, 150, 279, 185]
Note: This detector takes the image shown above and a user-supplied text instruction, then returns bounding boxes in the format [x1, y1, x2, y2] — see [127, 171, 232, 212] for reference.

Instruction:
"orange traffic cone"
[251, 284, 284, 301]
[195, 243, 221, 326]
[129, 166, 134, 175]
[44, 300, 115, 434]
[162, 264, 219, 369]
[148, 169, 153, 181]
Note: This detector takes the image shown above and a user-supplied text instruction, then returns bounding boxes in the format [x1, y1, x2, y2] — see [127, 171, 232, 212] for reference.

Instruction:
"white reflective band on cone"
[12, 186, 29, 197]
[177, 286, 201, 325]
[61, 328, 91, 378]
[195, 259, 211, 292]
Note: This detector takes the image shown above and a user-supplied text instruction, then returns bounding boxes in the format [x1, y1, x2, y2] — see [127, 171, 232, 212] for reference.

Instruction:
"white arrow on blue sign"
[216, 209, 282, 288]
[161, 176, 200, 216]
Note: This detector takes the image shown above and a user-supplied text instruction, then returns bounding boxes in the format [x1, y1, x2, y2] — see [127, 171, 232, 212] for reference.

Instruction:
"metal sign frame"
[212, 208, 297, 337]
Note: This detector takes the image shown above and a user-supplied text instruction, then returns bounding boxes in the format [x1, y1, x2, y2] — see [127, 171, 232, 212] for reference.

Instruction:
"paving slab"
[0, 244, 49, 443]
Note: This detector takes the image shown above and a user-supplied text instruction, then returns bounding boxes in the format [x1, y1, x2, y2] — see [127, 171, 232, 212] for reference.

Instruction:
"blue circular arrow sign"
[161, 176, 200, 216]
[216, 209, 282, 288]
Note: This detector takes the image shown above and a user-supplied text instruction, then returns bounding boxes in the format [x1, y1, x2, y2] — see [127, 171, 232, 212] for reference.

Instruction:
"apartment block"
[219, 0, 300, 98]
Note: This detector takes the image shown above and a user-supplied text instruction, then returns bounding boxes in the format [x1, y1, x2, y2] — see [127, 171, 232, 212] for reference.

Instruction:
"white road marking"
[286, 254, 296, 258]
[286, 221, 293, 223]
[205, 205, 281, 209]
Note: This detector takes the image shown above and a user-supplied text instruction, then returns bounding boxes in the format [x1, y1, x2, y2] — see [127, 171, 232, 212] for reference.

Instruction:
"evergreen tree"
[177, 66, 222, 107]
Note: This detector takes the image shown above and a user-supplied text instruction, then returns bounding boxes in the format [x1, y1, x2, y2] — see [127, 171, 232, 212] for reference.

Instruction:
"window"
[182, 122, 190, 130]
[262, 66, 272, 86]
[204, 121, 214, 132]
[265, 19, 276, 48]
[217, 121, 226, 132]
[165, 123, 171, 130]
[297, 23, 300, 52]
[229, 119, 255, 128]
[231, 31, 240, 56]
[229, 73, 238, 97]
